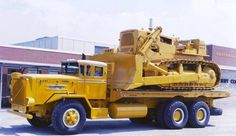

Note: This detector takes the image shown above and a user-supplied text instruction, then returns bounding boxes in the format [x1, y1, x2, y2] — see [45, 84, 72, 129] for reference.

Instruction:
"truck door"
[84, 64, 107, 99]
[77, 64, 85, 95]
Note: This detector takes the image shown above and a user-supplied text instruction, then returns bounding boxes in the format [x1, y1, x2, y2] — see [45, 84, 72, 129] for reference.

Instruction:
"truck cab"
[9, 60, 109, 134]
[61, 60, 107, 99]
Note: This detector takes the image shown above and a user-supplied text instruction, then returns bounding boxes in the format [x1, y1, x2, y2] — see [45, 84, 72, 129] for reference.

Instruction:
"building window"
[61, 62, 78, 74]
[48, 71, 59, 74]
[28, 68, 38, 74]
[95, 46, 109, 54]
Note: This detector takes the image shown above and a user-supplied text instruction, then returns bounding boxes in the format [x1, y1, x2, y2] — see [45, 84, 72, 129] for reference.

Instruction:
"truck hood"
[23, 74, 80, 80]
[10, 73, 80, 106]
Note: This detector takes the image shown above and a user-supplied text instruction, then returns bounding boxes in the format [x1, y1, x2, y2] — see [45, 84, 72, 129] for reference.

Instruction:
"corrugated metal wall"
[15, 36, 116, 55]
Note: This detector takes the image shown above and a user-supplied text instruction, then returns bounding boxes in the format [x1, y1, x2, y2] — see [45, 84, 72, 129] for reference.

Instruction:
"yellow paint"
[90, 108, 108, 119]
[10, 60, 108, 119]
[91, 27, 220, 90]
[109, 103, 147, 118]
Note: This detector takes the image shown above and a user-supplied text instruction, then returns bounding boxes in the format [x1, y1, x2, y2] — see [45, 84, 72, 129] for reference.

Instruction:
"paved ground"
[0, 90, 235, 136]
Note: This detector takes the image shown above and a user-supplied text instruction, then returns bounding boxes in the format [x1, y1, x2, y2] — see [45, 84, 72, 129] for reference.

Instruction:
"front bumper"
[7, 109, 33, 119]
[8, 103, 33, 119]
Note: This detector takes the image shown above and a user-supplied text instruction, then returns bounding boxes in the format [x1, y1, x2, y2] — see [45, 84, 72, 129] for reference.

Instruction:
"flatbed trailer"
[108, 89, 229, 118]
[110, 90, 229, 101]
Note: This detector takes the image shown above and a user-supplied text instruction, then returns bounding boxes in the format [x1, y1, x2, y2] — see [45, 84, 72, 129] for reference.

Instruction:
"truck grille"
[11, 76, 27, 106]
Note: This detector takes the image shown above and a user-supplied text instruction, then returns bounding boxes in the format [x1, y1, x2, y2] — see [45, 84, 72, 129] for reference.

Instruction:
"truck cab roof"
[62, 59, 107, 67]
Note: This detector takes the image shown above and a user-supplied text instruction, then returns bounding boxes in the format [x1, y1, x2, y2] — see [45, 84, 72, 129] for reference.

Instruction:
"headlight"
[26, 97, 35, 105]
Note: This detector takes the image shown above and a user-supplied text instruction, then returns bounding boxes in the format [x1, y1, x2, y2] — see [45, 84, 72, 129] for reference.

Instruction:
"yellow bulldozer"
[91, 26, 220, 90]
[8, 26, 229, 134]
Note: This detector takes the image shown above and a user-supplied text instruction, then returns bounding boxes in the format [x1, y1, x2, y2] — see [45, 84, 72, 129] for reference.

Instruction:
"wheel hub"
[197, 108, 207, 123]
[63, 108, 80, 128]
[173, 108, 184, 124]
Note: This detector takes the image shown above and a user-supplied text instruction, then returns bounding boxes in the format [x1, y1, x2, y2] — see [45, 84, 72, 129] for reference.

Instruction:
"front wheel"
[52, 100, 86, 134]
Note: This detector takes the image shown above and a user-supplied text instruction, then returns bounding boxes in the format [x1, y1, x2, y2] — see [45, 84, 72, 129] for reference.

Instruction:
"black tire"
[27, 115, 51, 128]
[188, 101, 210, 128]
[164, 101, 188, 129]
[210, 107, 222, 116]
[155, 102, 167, 128]
[52, 100, 86, 134]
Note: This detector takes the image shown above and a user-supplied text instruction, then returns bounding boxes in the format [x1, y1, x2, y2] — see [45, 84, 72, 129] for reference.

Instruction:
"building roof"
[0, 59, 60, 67]
[0, 45, 81, 65]
[0, 44, 81, 55]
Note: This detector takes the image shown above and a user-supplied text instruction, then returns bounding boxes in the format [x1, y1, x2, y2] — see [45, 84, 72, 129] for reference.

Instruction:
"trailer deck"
[110, 90, 230, 101]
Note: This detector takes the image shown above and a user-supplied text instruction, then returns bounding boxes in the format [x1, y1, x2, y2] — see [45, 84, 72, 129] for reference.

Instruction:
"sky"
[0, 0, 236, 48]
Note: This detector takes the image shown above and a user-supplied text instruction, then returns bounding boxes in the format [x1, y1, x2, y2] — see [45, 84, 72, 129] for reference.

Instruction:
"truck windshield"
[61, 62, 79, 74]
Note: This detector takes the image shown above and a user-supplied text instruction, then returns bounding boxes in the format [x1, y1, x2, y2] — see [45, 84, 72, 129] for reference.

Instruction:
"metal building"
[206, 45, 236, 90]
[14, 36, 116, 55]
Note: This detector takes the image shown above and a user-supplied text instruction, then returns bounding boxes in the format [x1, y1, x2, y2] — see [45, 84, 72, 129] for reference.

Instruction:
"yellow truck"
[8, 26, 229, 134]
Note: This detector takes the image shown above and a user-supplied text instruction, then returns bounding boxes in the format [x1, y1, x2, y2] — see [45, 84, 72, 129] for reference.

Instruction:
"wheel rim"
[197, 108, 207, 123]
[173, 108, 184, 124]
[63, 108, 80, 128]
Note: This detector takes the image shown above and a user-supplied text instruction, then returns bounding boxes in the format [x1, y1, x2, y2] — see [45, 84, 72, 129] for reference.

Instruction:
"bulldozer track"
[155, 58, 221, 90]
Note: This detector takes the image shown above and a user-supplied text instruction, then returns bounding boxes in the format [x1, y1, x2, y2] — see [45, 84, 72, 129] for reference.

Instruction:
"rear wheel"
[163, 101, 188, 129]
[188, 101, 210, 128]
[52, 100, 86, 134]
[155, 102, 167, 128]
[27, 115, 51, 128]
